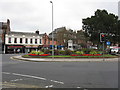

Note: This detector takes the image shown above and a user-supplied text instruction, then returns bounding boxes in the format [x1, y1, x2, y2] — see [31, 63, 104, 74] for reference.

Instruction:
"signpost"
[106, 41, 111, 45]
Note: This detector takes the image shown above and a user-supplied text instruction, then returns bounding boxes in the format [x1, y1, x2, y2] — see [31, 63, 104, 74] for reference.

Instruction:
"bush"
[30, 51, 44, 55]
[59, 50, 65, 55]
[64, 49, 72, 55]
[54, 50, 59, 55]
[44, 49, 50, 54]
[97, 51, 103, 54]
[82, 48, 93, 54]
[30, 51, 36, 54]
[89, 50, 97, 54]
[75, 51, 84, 55]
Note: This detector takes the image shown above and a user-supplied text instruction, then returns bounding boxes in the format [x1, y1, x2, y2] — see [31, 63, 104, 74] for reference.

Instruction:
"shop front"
[6, 45, 25, 54]
[25, 45, 39, 53]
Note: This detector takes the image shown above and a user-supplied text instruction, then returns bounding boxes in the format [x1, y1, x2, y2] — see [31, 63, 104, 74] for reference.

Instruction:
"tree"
[82, 9, 119, 45]
[76, 30, 88, 46]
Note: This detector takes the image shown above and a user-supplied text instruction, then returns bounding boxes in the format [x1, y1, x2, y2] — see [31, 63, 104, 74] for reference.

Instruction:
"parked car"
[111, 47, 120, 54]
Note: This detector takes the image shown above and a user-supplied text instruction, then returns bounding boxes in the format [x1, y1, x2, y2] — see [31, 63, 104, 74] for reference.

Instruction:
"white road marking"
[45, 86, 49, 88]
[50, 80, 64, 84]
[45, 85, 53, 88]
[48, 85, 53, 87]
[77, 86, 81, 88]
[2, 72, 10, 74]
[12, 73, 47, 80]
[11, 79, 23, 82]
[2, 72, 65, 85]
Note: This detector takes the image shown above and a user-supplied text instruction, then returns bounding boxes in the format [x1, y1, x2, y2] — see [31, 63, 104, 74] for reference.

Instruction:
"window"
[8, 37, 11, 43]
[40, 39, 41, 44]
[20, 38, 22, 43]
[30, 39, 32, 44]
[14, 38, 17, 43]
[69, 46, 72, 48]
[25, 38, 28, 43]
[48, 41, 50, 45]
[35, 39, 37, 44]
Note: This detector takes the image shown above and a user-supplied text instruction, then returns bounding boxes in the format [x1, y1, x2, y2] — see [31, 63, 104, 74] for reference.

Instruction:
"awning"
[57, 45, 64, 48]
[8, 46, 23, 48]
[43, 45, 50, 47]
[25, 45, 38, 48]
[50, 45, 55, 47]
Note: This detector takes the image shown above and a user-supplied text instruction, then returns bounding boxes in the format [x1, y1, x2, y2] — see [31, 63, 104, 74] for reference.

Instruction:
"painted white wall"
[5, 34, 42, 45]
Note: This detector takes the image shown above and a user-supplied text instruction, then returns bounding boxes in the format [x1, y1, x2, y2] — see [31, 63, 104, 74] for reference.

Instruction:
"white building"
[5, 31, 43, 53]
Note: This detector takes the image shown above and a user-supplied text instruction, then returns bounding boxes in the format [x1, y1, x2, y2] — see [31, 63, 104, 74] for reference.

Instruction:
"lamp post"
[50, 1, 54, 58]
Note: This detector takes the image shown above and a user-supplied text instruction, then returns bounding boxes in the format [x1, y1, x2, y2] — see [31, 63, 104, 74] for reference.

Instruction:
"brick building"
[0, 19, 11, 53]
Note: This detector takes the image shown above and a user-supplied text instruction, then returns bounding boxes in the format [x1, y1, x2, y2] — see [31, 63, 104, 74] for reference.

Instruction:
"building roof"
[7, 31, 44, 37]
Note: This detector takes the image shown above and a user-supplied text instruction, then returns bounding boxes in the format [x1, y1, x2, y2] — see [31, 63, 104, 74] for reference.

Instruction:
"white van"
[111, 47, 120, 54]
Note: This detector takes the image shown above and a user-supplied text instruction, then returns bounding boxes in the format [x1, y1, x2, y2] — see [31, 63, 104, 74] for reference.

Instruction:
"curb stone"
[11, 56, 119, 62]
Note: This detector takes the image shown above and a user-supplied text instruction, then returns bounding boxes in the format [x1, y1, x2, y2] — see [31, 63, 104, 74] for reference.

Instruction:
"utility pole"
[50, 1, 54, 58]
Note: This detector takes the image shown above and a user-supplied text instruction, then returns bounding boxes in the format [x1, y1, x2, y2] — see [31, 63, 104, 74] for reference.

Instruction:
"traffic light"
[100, 33, 106, 42]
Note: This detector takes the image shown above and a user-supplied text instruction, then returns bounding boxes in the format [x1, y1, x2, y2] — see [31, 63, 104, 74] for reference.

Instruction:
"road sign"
[106, 41, 111, 45]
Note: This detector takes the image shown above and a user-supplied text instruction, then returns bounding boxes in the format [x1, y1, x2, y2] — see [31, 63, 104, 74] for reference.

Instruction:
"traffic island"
[22, 54, 118, 58]
[11, 55, 118, 62]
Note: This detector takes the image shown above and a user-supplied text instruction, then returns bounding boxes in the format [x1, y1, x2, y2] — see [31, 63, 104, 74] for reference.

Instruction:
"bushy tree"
[82, 9, 119, 45]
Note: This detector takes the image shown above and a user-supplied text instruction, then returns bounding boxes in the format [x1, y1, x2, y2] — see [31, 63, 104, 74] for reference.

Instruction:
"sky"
[0, 0, 119, 34]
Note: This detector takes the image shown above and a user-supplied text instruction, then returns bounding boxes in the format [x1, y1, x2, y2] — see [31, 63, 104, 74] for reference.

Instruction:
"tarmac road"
[2, 54, 118, 88]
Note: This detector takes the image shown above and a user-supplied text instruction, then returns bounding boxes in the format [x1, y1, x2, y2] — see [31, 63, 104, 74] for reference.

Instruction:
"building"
[42, 33, 58, 49]
[0, 22, 2, 53]
[0, 19, 11, 53]
[5, 31, 42, 53]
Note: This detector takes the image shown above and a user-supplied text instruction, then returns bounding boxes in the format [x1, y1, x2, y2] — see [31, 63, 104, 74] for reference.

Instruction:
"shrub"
[89, 50, 97, 54]
[30, 51, 44, 55]
[97, 51, 103, 54]
[64, 49, 72, 55]
[59, 50, 65, 55]
[37, 51, 44, 55]
[75, 51, 84, 55]
[30, 51, 37, 54]
[82, 48, 93, 54]
[44, 49, 50, 54]
[54, 50, 59, 55]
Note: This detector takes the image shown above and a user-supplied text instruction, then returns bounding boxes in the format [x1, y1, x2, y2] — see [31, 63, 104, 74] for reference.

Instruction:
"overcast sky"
[0, 0, 119, 34]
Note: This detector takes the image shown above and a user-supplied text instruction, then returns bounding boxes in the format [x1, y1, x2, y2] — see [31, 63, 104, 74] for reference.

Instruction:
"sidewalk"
[11, 56, 119, 62]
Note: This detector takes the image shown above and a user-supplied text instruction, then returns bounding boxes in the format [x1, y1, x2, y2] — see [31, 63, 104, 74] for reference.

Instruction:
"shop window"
[8, 37, 11, 43]
[30, 39, 32, 44]
[14, 38, 17, 43]
[35, 39, 37, 44]
[20, 38, 22, 43]
[25, 38, 28, 43]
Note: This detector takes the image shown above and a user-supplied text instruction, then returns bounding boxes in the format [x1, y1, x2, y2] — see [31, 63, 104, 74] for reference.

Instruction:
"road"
[2, 54, 118, 88]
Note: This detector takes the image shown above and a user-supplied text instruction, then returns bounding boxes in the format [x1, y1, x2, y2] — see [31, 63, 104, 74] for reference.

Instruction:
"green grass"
[22, 54, 118, 58]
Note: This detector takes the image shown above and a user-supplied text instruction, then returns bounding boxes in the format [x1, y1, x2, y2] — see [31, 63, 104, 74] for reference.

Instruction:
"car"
[111, 47, 120, 54]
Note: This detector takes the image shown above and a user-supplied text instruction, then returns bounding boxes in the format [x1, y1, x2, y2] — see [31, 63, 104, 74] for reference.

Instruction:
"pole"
[50, 1, 54, 58]
[103, 42, 105, 61]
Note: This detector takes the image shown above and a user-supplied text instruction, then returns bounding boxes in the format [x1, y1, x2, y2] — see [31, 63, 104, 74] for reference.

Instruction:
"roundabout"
[11, 55, 119, 62]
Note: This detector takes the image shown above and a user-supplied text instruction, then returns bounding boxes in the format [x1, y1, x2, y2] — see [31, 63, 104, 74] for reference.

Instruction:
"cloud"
[0, 0, 119, 34]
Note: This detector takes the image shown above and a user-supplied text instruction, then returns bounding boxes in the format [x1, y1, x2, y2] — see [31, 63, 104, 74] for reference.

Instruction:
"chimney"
[36, 30, 39, 34]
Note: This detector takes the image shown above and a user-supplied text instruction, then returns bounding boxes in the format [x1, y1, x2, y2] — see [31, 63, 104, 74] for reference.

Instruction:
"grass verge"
[22, 54, 118, 58]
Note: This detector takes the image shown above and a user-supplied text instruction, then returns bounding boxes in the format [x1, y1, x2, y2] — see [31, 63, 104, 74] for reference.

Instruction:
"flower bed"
[70, 54, 102, 56]
[28, 54, 51, 56]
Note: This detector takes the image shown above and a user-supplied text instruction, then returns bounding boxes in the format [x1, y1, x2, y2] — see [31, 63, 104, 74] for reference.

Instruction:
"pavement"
[11, 55, 119, 62]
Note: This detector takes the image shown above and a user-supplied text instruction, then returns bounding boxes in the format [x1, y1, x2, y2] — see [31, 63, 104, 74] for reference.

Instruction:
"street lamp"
[50, 1, 54, 58]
